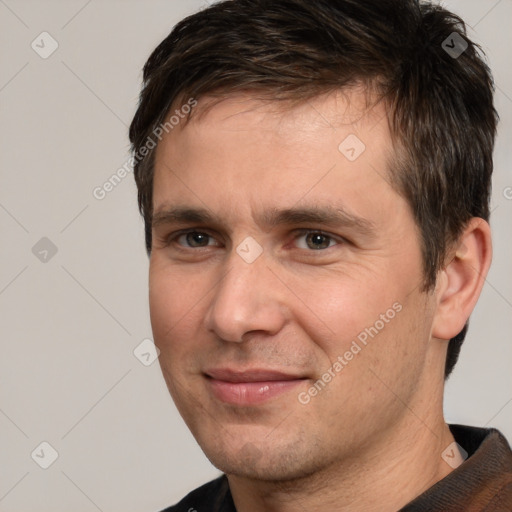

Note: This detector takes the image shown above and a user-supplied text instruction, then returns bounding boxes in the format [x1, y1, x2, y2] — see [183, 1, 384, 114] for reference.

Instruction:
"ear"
[431, 218, 492, 340]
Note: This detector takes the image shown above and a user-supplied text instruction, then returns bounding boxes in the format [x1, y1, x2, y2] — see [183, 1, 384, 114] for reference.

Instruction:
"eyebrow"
[152, 205, 377, 237]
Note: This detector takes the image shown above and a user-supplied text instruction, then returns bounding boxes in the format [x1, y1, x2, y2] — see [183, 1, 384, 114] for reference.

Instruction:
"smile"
[204, 369, 308, 406]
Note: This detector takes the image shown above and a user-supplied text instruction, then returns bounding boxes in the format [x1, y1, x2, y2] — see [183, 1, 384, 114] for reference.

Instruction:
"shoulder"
[159, 475, 233, 512]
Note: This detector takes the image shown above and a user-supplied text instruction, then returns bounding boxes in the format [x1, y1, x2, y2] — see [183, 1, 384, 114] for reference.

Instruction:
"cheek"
[148, 266, 210, 403]
[306, 292, 430, 414]
[288, 269, 403, 356]
[148, 272, 176, 342]
[148, 261, 204, 351]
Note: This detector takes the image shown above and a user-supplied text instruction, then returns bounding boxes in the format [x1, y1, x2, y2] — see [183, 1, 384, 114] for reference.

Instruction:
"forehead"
[177, 88, 389, 142]
[152, 90, 402, 224]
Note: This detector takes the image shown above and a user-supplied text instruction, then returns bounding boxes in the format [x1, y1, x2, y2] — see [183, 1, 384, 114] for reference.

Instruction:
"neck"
[228, 414, 456, 512]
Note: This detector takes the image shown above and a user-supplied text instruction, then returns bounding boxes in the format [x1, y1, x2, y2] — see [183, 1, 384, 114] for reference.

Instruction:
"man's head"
[129, 0, 495, 483]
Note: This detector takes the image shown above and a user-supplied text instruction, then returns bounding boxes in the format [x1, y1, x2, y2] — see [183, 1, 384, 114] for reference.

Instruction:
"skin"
[149, 90, 492, 511]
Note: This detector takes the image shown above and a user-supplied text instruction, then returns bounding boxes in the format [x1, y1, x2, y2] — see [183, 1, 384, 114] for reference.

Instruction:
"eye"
[174, 231, 219, 248]
[293, 230, 340, 250]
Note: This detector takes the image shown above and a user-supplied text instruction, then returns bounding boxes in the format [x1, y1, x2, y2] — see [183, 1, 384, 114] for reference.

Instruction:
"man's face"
[149, 91, 438, 480]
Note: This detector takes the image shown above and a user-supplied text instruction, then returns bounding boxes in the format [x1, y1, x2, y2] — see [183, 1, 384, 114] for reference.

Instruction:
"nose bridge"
[204, 247, 285, 342]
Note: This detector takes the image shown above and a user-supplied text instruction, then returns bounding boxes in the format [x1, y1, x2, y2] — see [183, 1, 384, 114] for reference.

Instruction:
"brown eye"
[306, 233, 332, 250]
[294, 231, 338, 250]
[176, 231, 215, 248]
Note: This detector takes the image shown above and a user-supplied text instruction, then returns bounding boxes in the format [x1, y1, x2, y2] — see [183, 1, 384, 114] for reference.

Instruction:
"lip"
[204, 368, 307, 405]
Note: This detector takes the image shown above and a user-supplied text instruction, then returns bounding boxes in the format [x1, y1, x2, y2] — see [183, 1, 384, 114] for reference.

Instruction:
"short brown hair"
[129, 0, 498, 378]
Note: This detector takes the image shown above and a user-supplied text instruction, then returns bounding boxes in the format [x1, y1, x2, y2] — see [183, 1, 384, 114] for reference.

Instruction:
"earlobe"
[431, 218, 492, 341]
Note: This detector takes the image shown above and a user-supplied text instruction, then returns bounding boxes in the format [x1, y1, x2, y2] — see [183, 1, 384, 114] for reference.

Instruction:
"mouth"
[204, 368, 308, 406]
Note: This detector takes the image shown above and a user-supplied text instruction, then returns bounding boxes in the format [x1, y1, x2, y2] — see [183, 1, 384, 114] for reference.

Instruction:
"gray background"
[0, 1, 510, 511]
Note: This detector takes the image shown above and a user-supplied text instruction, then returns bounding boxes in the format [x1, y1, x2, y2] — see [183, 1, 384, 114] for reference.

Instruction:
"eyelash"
[163, 228, 344, 252]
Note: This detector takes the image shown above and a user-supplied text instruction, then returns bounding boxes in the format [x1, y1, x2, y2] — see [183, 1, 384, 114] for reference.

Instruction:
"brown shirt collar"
[399, 424, 512, 511]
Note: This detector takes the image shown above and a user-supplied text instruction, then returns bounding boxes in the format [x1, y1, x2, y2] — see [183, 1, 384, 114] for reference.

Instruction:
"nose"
[203, 247, 288, 343]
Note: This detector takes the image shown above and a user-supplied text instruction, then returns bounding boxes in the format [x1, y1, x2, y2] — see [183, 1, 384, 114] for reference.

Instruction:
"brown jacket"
[400, 424, 512, 511]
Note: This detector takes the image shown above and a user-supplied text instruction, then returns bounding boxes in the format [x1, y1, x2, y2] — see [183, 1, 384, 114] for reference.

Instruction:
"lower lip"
[207, 378, 304, 405]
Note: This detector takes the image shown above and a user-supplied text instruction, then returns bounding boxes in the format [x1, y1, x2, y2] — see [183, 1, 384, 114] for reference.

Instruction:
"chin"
[199, 436, 327, 482]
